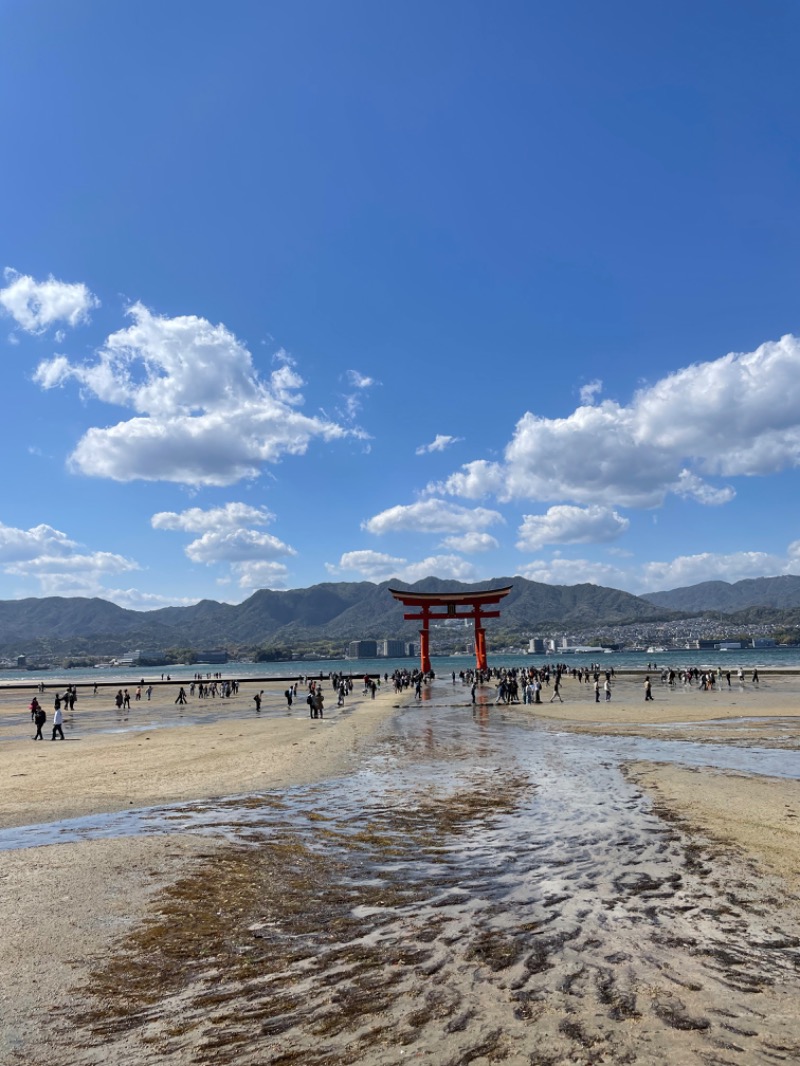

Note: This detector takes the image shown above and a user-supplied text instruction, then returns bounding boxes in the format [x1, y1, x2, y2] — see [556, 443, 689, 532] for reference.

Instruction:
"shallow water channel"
[17, 685, 800, 1065]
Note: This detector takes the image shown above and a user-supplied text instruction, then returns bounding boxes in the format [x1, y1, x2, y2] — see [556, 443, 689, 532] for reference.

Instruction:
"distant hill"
[0, 576, 670, 656]
[642, 575, 800, 613]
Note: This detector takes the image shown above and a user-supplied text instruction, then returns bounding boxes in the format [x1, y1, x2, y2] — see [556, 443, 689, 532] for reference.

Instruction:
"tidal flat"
[1, 674, 799, 1064]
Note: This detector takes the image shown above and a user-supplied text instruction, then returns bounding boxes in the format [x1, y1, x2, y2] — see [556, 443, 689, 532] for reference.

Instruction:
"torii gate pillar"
[389, 586, 512, 675]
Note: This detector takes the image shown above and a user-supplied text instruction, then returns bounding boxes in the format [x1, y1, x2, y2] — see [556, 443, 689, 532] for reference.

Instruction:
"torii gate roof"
[388, 586, 512, 607]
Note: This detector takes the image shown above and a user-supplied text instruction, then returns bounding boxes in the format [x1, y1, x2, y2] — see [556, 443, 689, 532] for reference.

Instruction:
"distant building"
[197, 650, 229, 664]
[346, 640, 378, 659]
[117, 650, 142, 666]
[377, 639, 407, 658]
[527, 638, 545, 654]
[16, 655, 26, 668]
[752, 638, 776, 648]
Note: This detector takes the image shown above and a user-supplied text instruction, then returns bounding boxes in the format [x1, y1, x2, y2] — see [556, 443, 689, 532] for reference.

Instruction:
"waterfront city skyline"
[3, 1, 800, 609]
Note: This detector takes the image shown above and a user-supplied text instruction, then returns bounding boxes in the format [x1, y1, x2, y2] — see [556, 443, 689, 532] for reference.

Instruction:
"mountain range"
[3, 574, 800, 658]
[641, 575, 800, 613]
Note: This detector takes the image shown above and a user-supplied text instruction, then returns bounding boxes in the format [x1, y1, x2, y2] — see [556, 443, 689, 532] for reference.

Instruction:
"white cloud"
[416, 434, 462, 455]
[339, 369, 379, 422]
[185, 529, 296, 565]
[363, 498, 504, 536]
[232, 560, 291, 590]
[516, 542, 799, 595]
[440, 532, 499, 553]
[327, 549, 478, 584]
[346, 370, 376, 389]
[151, 502, 274, 533]
[1, 268, 99, 333]
[579, 379, 603, 405]
[34, 303, 357, 486]
[270, 356, 305, 407]
[401, 555, 478, 583]
[102, 588, 202, 610]
[673, 470, 736, 505]
[639, 550, 787, 592]
[516, 505, 630, 550]
[4, 550, 137, 576]
[153, 500, 295, 584]
[517, 558, 629, 587]
[0, 520, 138, 596]
[434, 333, 800, 509]
[325, 550, 407, 581]
[0, 522, 78, 563]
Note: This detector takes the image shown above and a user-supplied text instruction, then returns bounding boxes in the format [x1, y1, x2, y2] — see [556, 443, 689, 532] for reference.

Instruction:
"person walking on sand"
[644, 676, 654, 701]
[550, 673, 563, 703]
[312, 689, 324, 719]
[33, 705, 46, 740]
[594, 679, 600, 703]
[51, 704, 65, 740]
[604, 678, 611, 702]
[253, 691, 262, 712]
[175, 686, 187, 705]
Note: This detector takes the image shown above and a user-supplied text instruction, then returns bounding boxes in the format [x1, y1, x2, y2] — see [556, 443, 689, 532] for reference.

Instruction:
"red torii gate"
[389, 586, 512, 674]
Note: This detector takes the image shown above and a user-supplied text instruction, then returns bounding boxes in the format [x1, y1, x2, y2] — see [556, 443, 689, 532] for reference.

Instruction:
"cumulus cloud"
[0, 520, 138, 595]
[401, 555, 478, 583]
[517, 543, 798, 595]
[185, 529, 296, 565]
[440, 532, 499, 553]
[325, 550, 407, 581]
[153, 501, 295, 577]
[0, 268, 99, 333]
[639, 550, 787, 592]
[34, 303, 357, 486]
[416, 434, 462, 455]
[362, 498, 504, 536]
[152, 502, 274, 533]
[516, 505, 630, 551]
[326, 550, 478, 583]
[516, 558, 629, 588]
[673, 470, 736, 505]
[232, 560, 291, 590]
[579, 379, 603, 405]
[434, 333, 800, 509]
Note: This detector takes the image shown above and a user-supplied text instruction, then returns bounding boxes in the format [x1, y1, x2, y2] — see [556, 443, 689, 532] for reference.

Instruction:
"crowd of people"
[23, 659, 770, 742]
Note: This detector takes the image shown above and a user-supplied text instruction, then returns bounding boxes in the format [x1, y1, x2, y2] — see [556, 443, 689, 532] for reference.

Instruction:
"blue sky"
[2, 0, 800, 608]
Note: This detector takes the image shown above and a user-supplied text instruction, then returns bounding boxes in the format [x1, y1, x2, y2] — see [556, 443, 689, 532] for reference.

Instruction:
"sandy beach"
[2, 672, 800, 1064]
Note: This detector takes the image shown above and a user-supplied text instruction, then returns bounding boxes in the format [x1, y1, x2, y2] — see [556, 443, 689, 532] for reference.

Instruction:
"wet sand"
[0, 680, 398, 828]
[2, 674, 800, 1064]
